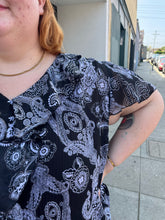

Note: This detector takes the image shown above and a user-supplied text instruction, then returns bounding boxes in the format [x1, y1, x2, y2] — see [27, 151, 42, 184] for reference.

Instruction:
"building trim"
[105, 0, 110, 60]
[119, 0, 136, 39]
[108, 0, 112, 61]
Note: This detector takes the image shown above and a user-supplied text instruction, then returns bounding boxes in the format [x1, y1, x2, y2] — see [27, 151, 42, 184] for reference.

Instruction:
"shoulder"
[55, 53, 136, 80]
[46, 54, 112, 109]
[47, 53, 103, 83]
[49, 53, 118, 79]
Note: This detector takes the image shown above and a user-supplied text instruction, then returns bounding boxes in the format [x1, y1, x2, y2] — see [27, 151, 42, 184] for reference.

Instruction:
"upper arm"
[109, 89, 164, 125]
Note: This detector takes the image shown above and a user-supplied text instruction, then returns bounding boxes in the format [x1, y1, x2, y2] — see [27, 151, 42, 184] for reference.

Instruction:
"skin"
[0, 0, 55, 100]
[102, 91, 164, 181]
[0, 0, 44, 58]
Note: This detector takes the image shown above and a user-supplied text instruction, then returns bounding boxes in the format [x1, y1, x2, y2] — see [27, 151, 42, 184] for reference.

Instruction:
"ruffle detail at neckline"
[0, 73, 61, 142]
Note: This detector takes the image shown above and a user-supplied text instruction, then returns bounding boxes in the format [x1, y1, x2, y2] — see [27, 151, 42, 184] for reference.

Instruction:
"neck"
[0, 32, 41, 61]
[0, 34, 44, 74]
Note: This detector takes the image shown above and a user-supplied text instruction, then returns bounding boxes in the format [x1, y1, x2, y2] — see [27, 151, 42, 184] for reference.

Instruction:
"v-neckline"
[0, 71, 49, 102]
[0, 54, 61, 102]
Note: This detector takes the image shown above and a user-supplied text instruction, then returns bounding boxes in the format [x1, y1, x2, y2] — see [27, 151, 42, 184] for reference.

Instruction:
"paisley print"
[38, 140, 57, 163]
[63, 157, 90, 194]
[0, 53, 155, 220]
[0, 118, 7, 141]
[13, 104, 25, 121]
[4, 143, 26, 171]
[63, 112, 83, 133]
[44, 201, 61, 220]
[9, 171, 31, 201]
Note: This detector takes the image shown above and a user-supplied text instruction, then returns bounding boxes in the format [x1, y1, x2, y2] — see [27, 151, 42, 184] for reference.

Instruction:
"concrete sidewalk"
[103, 61, 165, 220]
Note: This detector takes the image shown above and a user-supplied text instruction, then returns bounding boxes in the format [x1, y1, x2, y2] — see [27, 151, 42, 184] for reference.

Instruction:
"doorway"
[119, 24, 125, 67]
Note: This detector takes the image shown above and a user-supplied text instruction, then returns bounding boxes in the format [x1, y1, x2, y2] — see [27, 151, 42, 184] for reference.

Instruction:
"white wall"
[58, 2, 107, 61]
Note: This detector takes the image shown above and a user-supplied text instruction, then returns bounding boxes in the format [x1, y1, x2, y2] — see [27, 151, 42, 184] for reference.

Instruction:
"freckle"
[19, 19, 23, 24]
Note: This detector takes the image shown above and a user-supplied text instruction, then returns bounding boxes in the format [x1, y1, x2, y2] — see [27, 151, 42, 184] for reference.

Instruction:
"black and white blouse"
[0, 54, 155, 220]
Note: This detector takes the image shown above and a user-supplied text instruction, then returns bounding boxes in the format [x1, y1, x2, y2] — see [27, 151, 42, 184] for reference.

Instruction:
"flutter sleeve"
[92, 60, 156, 116]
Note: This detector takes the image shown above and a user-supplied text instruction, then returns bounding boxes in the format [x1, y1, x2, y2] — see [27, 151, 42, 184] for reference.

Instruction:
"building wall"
[125, 0, 137, 33]
[51, 0, 137, 68]
[110, 3, 120, 65]
[58, 2, 107, 60]
[107, 0, 112, 61]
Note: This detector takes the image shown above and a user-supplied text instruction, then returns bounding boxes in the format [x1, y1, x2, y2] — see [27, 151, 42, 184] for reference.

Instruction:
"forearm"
[103, 90, 164, 178]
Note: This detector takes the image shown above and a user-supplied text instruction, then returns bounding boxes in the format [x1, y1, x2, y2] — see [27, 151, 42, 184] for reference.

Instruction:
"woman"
[0, 0, 164, 219]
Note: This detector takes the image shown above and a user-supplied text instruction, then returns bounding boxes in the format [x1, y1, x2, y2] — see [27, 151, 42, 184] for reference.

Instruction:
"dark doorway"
[119, 24, 125, 67]
[129, 39, 135, 71]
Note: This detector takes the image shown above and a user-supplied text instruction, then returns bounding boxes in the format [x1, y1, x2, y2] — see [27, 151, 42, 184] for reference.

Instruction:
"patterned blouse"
[0, 54, 155, 220]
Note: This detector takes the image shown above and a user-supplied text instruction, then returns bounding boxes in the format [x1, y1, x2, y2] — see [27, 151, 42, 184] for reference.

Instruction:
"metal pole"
[152, 30, 159, 53]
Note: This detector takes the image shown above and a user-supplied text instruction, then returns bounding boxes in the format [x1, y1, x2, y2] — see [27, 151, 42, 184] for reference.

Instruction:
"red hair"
[39, 0, 64, 55]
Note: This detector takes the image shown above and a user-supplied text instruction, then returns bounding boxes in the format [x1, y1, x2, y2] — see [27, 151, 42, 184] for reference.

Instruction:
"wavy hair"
[39, 0, 64, 55]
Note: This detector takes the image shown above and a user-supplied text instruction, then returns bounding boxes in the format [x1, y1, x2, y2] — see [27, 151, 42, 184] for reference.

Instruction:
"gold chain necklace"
[0, 51, 45, 77]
